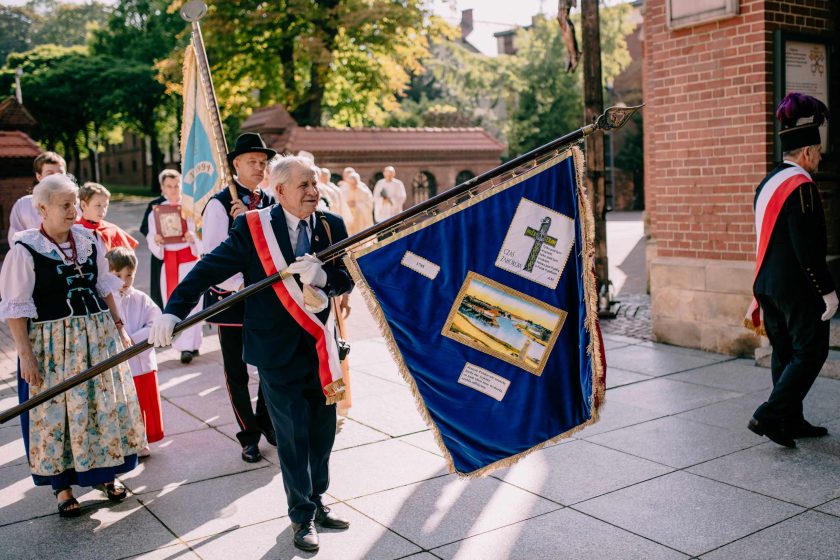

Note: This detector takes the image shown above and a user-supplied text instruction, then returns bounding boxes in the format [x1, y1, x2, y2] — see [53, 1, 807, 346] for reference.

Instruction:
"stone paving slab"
[160, 400, 209, 437]
[670, 359, 774, 394]
[574, 471, 804, 557]
[605, 344, 729, 377]
[816, 497, 840, 517]
[0, 497, 182, 560]
[575, 399, 665, 438]
[347, 474, 560, 550]
[328, 440, 448, 501]
[604, 367, 652, 389]
[604, 378, 743, 416]
[675, 392, 767, 433]
[333, 417, 390, 452]
[347, 387, 429, 437]
[687, 443, 840, 507]
[121, 544, 202, 560]
[700, 511, 840, 560]
[186, 503, 421, 560]
[137, 466, 312, 542]
[120, 428, 266, 494]
[431, 508, 688, 560]
[586, 415, 761, 469]
[167, 390, 239, 428]
[0, 424, 26, 469]
[494, 440, 673, 505]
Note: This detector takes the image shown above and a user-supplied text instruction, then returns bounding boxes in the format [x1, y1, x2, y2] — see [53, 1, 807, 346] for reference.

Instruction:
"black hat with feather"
[777, 92, 829, 152]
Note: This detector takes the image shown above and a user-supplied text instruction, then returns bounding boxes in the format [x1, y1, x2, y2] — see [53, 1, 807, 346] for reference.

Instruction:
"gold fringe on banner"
[345, 146, 607, 478]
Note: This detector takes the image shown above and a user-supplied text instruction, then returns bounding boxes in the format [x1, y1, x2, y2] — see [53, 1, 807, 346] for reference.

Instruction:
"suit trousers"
[259, 342, 336, 524]
[218, 325, 271, 447]
[754, 293, 830, 424]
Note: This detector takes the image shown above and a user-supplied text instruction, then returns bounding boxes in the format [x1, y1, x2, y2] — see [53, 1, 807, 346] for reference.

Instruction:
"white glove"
[286, 253, 327, 288]
[148, 314, 180, 347]
[302, 284, 329, 313]
[822, 291, 838, 321]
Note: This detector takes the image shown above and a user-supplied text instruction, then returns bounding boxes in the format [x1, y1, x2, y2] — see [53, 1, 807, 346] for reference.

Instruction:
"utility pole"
[580, 0, 613, 316]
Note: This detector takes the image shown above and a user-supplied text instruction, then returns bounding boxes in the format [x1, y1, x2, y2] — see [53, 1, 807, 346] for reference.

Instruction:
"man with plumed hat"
[201, 132, 278, 463]
[746, 92, 838, 448]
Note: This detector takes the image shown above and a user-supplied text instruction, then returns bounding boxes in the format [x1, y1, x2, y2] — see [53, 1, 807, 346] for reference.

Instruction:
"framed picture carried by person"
[153, 204, 187, 244]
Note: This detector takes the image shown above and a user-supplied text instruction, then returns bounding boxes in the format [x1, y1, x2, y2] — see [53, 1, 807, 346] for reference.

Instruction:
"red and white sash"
[745, 166, 812, 333]
[245, 207, 345, 404]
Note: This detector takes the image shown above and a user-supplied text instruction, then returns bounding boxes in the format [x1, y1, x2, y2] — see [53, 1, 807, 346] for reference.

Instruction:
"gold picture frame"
[441, 271, 567, 376]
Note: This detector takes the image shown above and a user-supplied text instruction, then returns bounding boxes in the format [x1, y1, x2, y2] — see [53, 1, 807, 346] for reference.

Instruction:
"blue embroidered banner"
[347, 148, 606, 476]
[180, 43, 224, 231]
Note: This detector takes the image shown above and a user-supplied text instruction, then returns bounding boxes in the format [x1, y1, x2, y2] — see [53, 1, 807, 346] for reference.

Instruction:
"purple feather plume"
[776, 92, 830, 127]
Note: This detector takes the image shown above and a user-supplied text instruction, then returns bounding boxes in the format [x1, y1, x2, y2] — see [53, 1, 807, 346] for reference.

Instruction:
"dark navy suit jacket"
[753, 163, 835, 303]
[164, 205, 354, 371]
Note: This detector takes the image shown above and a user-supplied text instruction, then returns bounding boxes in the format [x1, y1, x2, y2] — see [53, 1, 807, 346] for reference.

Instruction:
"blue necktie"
[295, 220, 310, 257]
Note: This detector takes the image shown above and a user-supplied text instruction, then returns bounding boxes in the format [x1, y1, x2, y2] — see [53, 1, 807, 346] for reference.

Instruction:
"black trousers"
[259, 344, 336, 524]
[149, 256, 163, 309]
[754, 293, 830, 424]
[218, 325, 271, 447]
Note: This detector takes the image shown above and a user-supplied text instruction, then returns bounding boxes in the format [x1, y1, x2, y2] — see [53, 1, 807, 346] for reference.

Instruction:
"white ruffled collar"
[14, 224, 97, 263]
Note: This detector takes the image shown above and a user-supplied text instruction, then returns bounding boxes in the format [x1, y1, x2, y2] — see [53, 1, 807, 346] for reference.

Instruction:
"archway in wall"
[411, 171, 437, 203]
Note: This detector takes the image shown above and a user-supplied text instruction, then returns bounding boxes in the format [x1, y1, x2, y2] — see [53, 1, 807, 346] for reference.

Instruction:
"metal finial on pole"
[180, 0, 239, 202]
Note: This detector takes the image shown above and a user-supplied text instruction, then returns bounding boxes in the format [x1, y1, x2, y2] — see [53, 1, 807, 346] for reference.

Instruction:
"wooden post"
[580, 0, 611, 314]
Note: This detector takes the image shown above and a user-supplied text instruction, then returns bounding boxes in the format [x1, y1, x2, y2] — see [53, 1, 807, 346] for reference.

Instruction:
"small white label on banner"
[458, 363, 510, 401]
[496, 197, 575, 289]
[401, 251, 440, 280]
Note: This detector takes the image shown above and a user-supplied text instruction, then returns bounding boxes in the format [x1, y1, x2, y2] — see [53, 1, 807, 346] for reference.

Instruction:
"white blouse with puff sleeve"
[0, 225, 123, 321]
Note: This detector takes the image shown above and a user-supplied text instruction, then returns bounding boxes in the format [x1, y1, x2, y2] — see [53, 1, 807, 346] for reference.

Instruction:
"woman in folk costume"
[339, 171, 374, 236]
[107, 247, 164, 457]
[76, 182, 139, 251]
[145, 170, 203, 364]
[0, 174, 146, 518]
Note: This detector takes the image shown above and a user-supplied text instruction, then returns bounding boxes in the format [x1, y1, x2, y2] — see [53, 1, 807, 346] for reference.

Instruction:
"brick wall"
[644, 0, 838, 261]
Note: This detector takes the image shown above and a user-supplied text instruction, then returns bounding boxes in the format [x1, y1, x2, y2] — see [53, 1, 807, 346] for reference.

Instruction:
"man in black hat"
[746, 92, 837, 448]
[202, 132, 278, 463]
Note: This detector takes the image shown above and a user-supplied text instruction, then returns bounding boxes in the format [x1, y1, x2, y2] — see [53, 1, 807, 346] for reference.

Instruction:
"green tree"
[91, 0, 187, 190]
[3, 45, 137, 180]
[174, 0, 447, 129]
[0, 6, 38, 64]
[30, 1, 110, 48]
[507, 4, 635, 156]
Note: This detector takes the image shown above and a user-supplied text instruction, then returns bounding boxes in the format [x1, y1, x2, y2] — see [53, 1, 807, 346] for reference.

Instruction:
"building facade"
[240, 105, 506, 206]
[643, 0, 839, 355]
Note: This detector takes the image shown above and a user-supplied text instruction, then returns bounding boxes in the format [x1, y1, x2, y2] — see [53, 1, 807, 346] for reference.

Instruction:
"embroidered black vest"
[201, 183, 275, 325]
[18, 241, 108, 323]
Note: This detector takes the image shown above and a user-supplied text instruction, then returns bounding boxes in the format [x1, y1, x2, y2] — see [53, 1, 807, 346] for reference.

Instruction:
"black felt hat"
[227, 133, 277, 164]
[776, 93, 829, 152]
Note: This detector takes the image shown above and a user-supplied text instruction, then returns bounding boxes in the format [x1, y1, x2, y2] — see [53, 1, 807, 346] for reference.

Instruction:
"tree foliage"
[169, 0, 449, 128]
[0, 2, 109, 64]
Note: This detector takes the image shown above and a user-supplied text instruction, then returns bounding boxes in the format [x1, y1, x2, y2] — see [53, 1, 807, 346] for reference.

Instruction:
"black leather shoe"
[241, 443, 262, 463]
[292, 521, 319, 551]
[315, 505, 350, 530]
[180, 351, 194, 364]
[262, 427, 277, 447]
[790, 420, 829, 438]
[748, 417, 796, 448]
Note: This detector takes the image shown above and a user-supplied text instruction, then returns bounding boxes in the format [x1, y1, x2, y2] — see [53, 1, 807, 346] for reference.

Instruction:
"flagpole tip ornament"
[595, 104, 644, 132]
[180, 0, 207, 22]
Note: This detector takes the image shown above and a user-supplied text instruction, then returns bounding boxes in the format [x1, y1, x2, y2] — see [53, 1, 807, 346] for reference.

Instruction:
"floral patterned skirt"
[19, 311, 147, 486]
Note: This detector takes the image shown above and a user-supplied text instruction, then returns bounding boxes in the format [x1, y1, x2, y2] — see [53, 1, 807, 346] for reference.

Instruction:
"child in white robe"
[107, 247, 164, 456]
